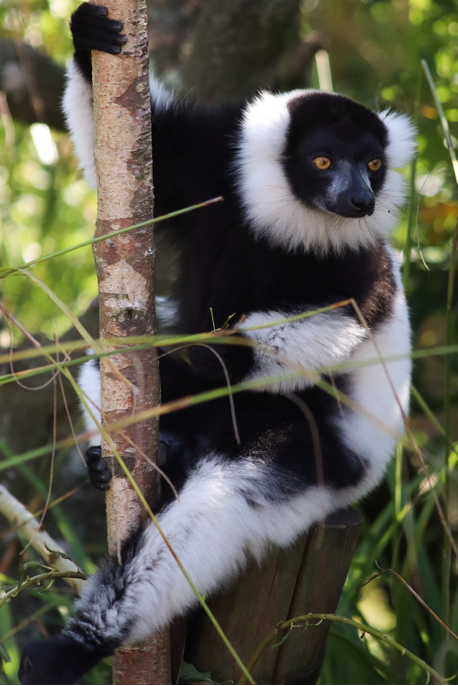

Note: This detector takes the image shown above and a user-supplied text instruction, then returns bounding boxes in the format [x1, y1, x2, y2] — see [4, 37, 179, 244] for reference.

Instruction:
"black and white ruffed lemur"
[19, 3, 415, 683]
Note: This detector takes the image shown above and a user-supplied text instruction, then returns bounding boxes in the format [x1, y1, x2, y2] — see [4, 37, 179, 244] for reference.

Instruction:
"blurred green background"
[0, 0, 458, 683]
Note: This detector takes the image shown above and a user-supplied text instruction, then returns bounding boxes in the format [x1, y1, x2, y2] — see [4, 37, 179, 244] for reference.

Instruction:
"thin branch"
[0, 570, 87, 608]
[0, 484, 85, 593]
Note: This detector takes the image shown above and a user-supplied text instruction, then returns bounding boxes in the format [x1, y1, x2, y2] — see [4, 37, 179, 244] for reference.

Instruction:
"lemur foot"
[70, 3, 126, 79]
[86, 446, 111, 491]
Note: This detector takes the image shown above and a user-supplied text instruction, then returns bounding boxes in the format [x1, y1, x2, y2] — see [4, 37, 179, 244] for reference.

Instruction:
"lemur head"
[283, 94, 388, 219]
[236, 90, 416, 254]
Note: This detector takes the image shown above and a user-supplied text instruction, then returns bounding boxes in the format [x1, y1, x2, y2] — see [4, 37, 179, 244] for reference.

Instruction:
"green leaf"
[179, 661, 230, 685]
[22, 561, 51, 571]
[44, 544, 73, 562]
[0, 645, 11, 664]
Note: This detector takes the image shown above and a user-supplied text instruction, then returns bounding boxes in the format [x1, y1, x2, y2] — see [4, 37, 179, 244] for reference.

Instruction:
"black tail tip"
[19, 636, 102, 685]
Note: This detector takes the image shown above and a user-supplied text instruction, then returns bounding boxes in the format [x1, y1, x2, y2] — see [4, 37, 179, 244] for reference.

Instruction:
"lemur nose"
[351, 196, 375, 215]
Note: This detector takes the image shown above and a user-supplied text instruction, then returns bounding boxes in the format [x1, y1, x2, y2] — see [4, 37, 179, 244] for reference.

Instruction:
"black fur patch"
[18, 634, 109, 685]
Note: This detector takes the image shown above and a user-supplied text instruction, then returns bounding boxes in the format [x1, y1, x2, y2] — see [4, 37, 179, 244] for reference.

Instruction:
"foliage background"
[0, 0, 458, 683]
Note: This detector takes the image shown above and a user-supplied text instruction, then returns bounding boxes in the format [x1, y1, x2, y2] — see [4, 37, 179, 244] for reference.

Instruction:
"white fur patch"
[62, 59, 97, 188]
[241, 309, 367, 392]
[78, 355, 101, 447]
[235, 89, 416, 254]
[155, 295, 178, 332]
[379, 110, 417, 169]
[338, 245, 411, 486]
[149, 73, 175, 112]
[62, 64, 175, 189]
[73, 454, 371, 645]
[77, 298, 178, 446]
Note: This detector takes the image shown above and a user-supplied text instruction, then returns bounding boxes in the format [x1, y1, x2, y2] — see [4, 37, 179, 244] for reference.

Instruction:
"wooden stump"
[185, 508, 362, 685]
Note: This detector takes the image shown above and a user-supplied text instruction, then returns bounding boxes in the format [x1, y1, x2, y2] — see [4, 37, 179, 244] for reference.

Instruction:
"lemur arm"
[189, 307, 367, 391]
[239, 307, 367, 390]
[63, 3, 175, 192]
[62, 4, 126, 188]
[65, 2, 231, 222]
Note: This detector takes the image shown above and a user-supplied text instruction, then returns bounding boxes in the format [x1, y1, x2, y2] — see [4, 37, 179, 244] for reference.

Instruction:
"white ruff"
[235, 89, 417, 254]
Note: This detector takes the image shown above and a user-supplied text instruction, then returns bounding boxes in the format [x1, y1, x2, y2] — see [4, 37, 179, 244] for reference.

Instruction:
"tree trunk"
[91, 0, 171, 683]
[0, 39, 66, 130]
[182, 0, 303, 102]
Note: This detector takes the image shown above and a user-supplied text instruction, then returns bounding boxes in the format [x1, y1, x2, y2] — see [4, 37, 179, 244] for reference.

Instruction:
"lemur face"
[237, 87, 415, 253]
[282, 93, 388, 219]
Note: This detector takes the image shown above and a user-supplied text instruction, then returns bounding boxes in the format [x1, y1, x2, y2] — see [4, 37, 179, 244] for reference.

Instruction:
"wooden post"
[91, 0, 171, 682]
[185, 508, 362, 685]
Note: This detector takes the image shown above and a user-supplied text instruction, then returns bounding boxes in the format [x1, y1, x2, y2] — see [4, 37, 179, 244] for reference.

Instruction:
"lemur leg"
[20, 383, 370, 684]
[20, 433, 356, 685]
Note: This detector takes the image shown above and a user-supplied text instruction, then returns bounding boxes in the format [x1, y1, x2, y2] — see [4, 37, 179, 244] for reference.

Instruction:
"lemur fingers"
[70, 3, 126, 55]
[69, 2, 127, 82]
[85, 446, 111, 491]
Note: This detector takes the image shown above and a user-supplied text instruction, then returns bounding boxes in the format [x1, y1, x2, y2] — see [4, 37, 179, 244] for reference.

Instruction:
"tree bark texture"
[0, 39, 66, 130]
[91, 0, 170, 683]
[181, 0, 303, 103]
[0, 1, 320, 130]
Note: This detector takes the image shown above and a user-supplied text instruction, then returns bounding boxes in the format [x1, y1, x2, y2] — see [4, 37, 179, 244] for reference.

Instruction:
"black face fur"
[282, 92, 389, 218]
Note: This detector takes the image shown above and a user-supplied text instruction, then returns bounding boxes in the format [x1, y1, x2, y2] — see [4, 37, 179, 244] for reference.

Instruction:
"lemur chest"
[179, 237, 397, 334]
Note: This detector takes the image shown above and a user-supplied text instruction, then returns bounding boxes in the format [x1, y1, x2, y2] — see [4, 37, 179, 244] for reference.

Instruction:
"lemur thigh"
[56, 440, 361, 655]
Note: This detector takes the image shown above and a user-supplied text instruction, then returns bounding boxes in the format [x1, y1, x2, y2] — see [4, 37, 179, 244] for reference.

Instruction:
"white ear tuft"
[379, 110, 417, 169]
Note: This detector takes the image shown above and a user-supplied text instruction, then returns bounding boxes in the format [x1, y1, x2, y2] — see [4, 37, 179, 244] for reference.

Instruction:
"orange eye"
[368, 158, 382, 171]
[313, 157, 332, 170]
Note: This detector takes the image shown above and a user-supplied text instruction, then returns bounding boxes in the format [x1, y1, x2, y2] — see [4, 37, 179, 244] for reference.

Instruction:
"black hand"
[86, 445, 111, 491]
[70, 3, 127, 82]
